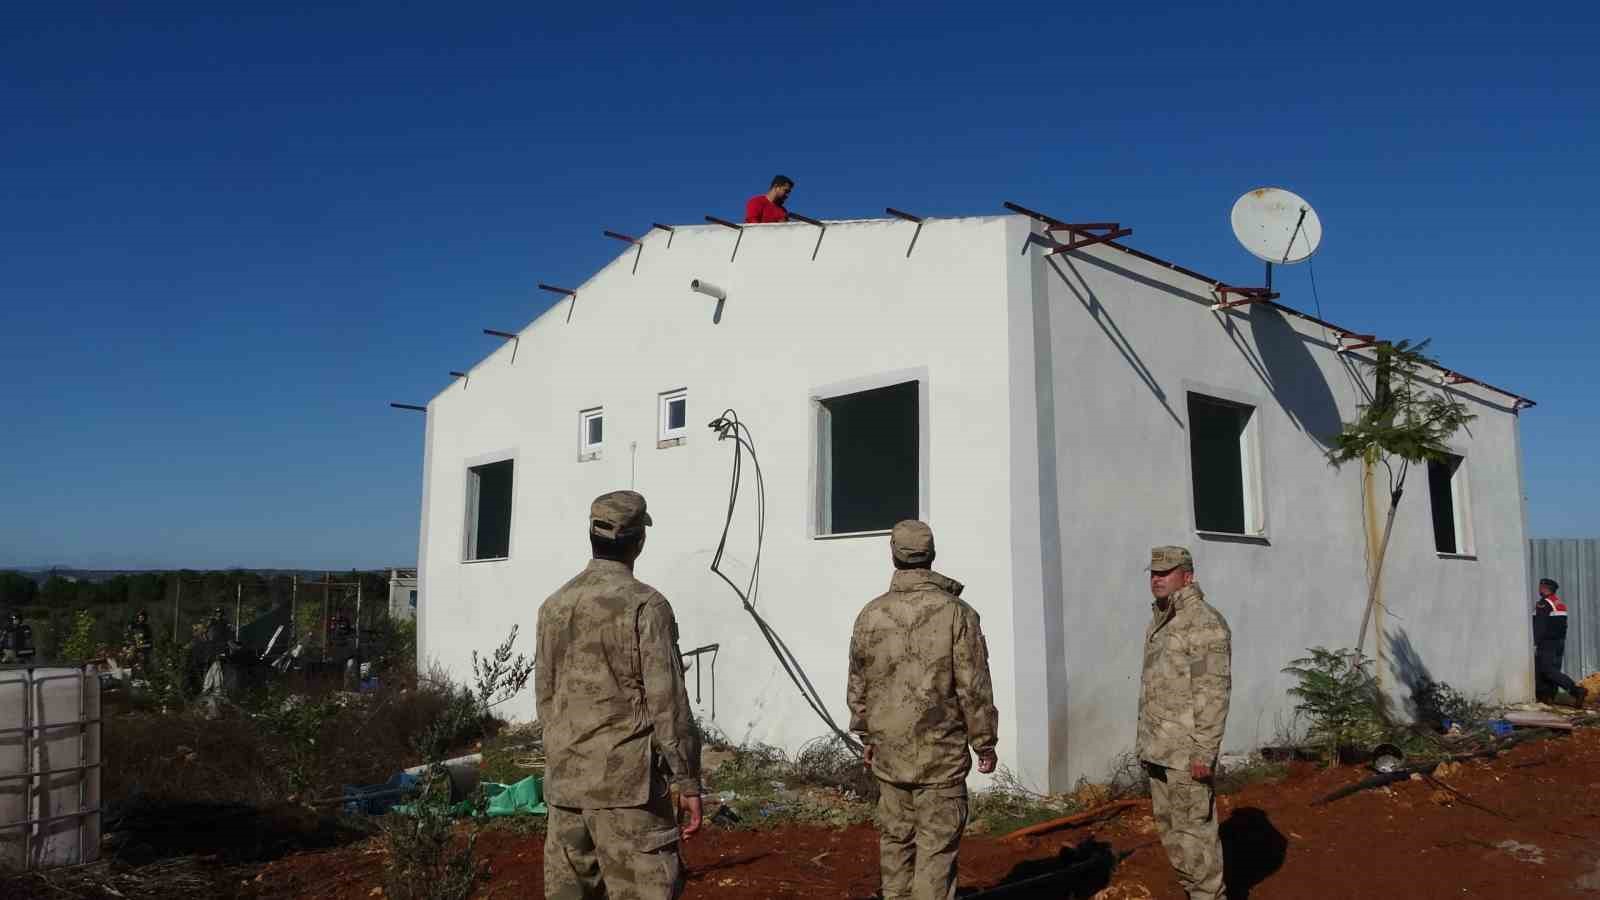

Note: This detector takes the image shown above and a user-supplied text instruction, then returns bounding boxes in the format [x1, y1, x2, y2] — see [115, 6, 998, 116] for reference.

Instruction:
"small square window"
[579, 408, 604, 460]
[1428, 453, 1473, 555]
[659, 389, 688, 444]
[464, 459, 513, 560]
[815, 380, 920, 535]
[1187, 393, 1262, 536]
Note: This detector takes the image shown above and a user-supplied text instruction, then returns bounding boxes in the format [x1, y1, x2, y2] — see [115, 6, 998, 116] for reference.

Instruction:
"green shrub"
[60, 609, 97, 663]
[1283, 647, 1390, 764]
[380, 767, 486, 900]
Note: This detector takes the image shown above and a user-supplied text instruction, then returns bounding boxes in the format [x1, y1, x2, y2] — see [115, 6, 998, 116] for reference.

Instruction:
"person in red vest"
[1534, 578, 1586, 705]
[744, 175, 794, 223]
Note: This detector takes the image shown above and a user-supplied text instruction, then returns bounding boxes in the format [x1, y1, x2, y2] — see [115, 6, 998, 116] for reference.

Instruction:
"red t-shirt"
[745, 194, 789, 223]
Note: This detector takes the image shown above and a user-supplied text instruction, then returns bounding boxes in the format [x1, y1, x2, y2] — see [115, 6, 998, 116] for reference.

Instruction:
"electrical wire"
[706, 409, 862, 754]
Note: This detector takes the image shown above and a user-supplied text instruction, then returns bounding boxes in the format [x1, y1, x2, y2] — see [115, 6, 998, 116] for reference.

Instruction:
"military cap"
[891, 520, 935, 565]
[1148, 545, 1194, 572]
[590, 490, 653, 538]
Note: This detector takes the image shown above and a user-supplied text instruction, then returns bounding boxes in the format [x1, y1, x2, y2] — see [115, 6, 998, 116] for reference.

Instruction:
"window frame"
[578, 407, 604, 461]
[461, 453, 516, 563]
[659, 388, 689, 446]
[807, 368, 930, 539]
[1182, 384, 1269, 542]
[1428, 450, 1476, 559]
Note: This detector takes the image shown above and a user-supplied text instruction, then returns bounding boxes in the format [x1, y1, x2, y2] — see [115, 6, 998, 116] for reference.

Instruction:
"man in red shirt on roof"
[745, 175, 794, 223]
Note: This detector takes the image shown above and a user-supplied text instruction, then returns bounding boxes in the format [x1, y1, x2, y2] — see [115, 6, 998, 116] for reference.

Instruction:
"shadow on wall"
[1387, 628, 1453, 729]
[1044, 255, 1183, 429]
[1220, 303, 1345, 450]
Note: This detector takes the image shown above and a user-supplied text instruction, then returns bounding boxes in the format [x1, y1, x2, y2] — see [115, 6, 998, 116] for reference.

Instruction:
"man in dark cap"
[1533, 578, 1586, 705]
[848, 520, 998, 900]
[1139, 546, 1231, 900]
[1, 612, 29, 664]
[206, 607, 232, 647]
[125, 609, 154, 673]
[537, 490, 702, 900]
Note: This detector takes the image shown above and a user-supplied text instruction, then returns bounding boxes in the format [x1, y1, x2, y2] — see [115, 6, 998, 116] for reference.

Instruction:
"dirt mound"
[1577, 671, 1600, 703]
[242, 727, 1600, 898]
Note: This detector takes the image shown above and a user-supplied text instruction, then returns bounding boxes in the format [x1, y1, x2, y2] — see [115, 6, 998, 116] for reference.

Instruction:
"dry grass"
[0, 856, 252, 900]
[968, 768, 1077, 835]
[103, 681, 481, 809]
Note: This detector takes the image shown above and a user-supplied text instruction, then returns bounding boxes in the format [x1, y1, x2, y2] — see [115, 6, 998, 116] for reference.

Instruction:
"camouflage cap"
[590, 490, 653, 538]
[1148, 545, 1194, 573]
[891, 520, 935, 565]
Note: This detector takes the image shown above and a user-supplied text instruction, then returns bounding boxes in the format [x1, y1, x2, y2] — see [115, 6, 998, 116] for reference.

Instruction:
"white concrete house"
[412, 208, 1535, 791]
[388, 568, 417, 622]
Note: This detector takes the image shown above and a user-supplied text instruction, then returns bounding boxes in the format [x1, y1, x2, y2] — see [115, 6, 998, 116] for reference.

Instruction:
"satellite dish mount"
[1216, 187, 1322, 310]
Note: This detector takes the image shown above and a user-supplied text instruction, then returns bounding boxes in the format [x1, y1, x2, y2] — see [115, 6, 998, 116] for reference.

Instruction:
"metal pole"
[235, 583, 242, 634]
[291, 575, 298, 644]
[173, 580, 181, 643]
[355, 578, 362, 655]
[77, 664, 87, 863]
[322, 573, 330, 662]
[21, 666, 32, 867]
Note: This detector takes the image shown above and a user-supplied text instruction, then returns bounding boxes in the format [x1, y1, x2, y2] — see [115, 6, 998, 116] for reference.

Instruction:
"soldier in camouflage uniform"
[536, 491, 702, 900]
[1138, 546, 1231, 900]
[848, 520, 999, 900]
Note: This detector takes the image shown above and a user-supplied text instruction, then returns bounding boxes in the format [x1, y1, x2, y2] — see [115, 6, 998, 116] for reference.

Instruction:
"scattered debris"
[1504, 711, 1577, 731]
[1496, 840, 1547, 865]
[710, 805, 742, 827]
[1000, 799, 1139, 841]
[1092, 884, 1155, 900]
[1577, 671, 1600, 702]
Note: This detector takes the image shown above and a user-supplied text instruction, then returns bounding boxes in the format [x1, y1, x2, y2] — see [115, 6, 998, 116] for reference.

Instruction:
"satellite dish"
[1231, 187, 1322, 265]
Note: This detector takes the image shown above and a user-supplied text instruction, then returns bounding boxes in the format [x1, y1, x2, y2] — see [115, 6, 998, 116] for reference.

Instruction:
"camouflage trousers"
[1146, 763, 1224, 900]
[544, 791, 683, 900]
[875, 779, 968, 900]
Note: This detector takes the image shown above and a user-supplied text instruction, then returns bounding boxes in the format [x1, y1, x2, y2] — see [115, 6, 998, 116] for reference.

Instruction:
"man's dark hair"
[1541, 578, 1560, 592]
[770, 174, 794, 189]
[893, 555, 933, 571]
[591, 529, 644, 562]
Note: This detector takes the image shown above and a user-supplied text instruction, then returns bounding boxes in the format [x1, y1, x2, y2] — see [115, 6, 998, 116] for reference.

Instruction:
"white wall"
[419, 216, 1028, 780]
[1030, 230, 1532, 787]
[416, 211, 1533, 792]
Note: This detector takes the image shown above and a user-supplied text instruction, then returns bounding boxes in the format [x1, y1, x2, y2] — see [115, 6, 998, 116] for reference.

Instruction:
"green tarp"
[484, 775, 547, 817]
[393, 775, 546, 818]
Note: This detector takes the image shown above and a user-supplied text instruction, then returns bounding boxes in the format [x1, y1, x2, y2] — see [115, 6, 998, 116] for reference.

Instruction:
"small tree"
[469, 624, 534, 716]
[1283, 647, 1389, 765]
[1327, 339, 1474, 653]
[60, 610, 98, 664]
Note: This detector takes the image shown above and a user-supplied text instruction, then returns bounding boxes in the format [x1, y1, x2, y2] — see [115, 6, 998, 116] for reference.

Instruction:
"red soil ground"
[251, 725, 1600, 899]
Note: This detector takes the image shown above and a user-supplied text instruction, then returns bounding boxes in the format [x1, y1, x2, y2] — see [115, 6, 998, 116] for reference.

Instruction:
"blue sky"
[3, 3, 1596, 569]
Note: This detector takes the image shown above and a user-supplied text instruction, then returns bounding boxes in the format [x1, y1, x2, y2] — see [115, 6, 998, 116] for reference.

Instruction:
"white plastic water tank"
[0, 665, 102, 869]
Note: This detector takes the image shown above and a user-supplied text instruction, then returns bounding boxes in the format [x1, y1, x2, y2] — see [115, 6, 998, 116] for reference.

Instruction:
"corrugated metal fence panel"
[1530, 539, 1600, 680]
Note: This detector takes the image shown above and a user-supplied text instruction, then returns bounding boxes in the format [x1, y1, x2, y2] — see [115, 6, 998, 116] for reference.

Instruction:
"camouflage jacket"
[1136, 584, 1231, 769]
[535, 559, 702, 808]
[847, 569, 999, 787]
